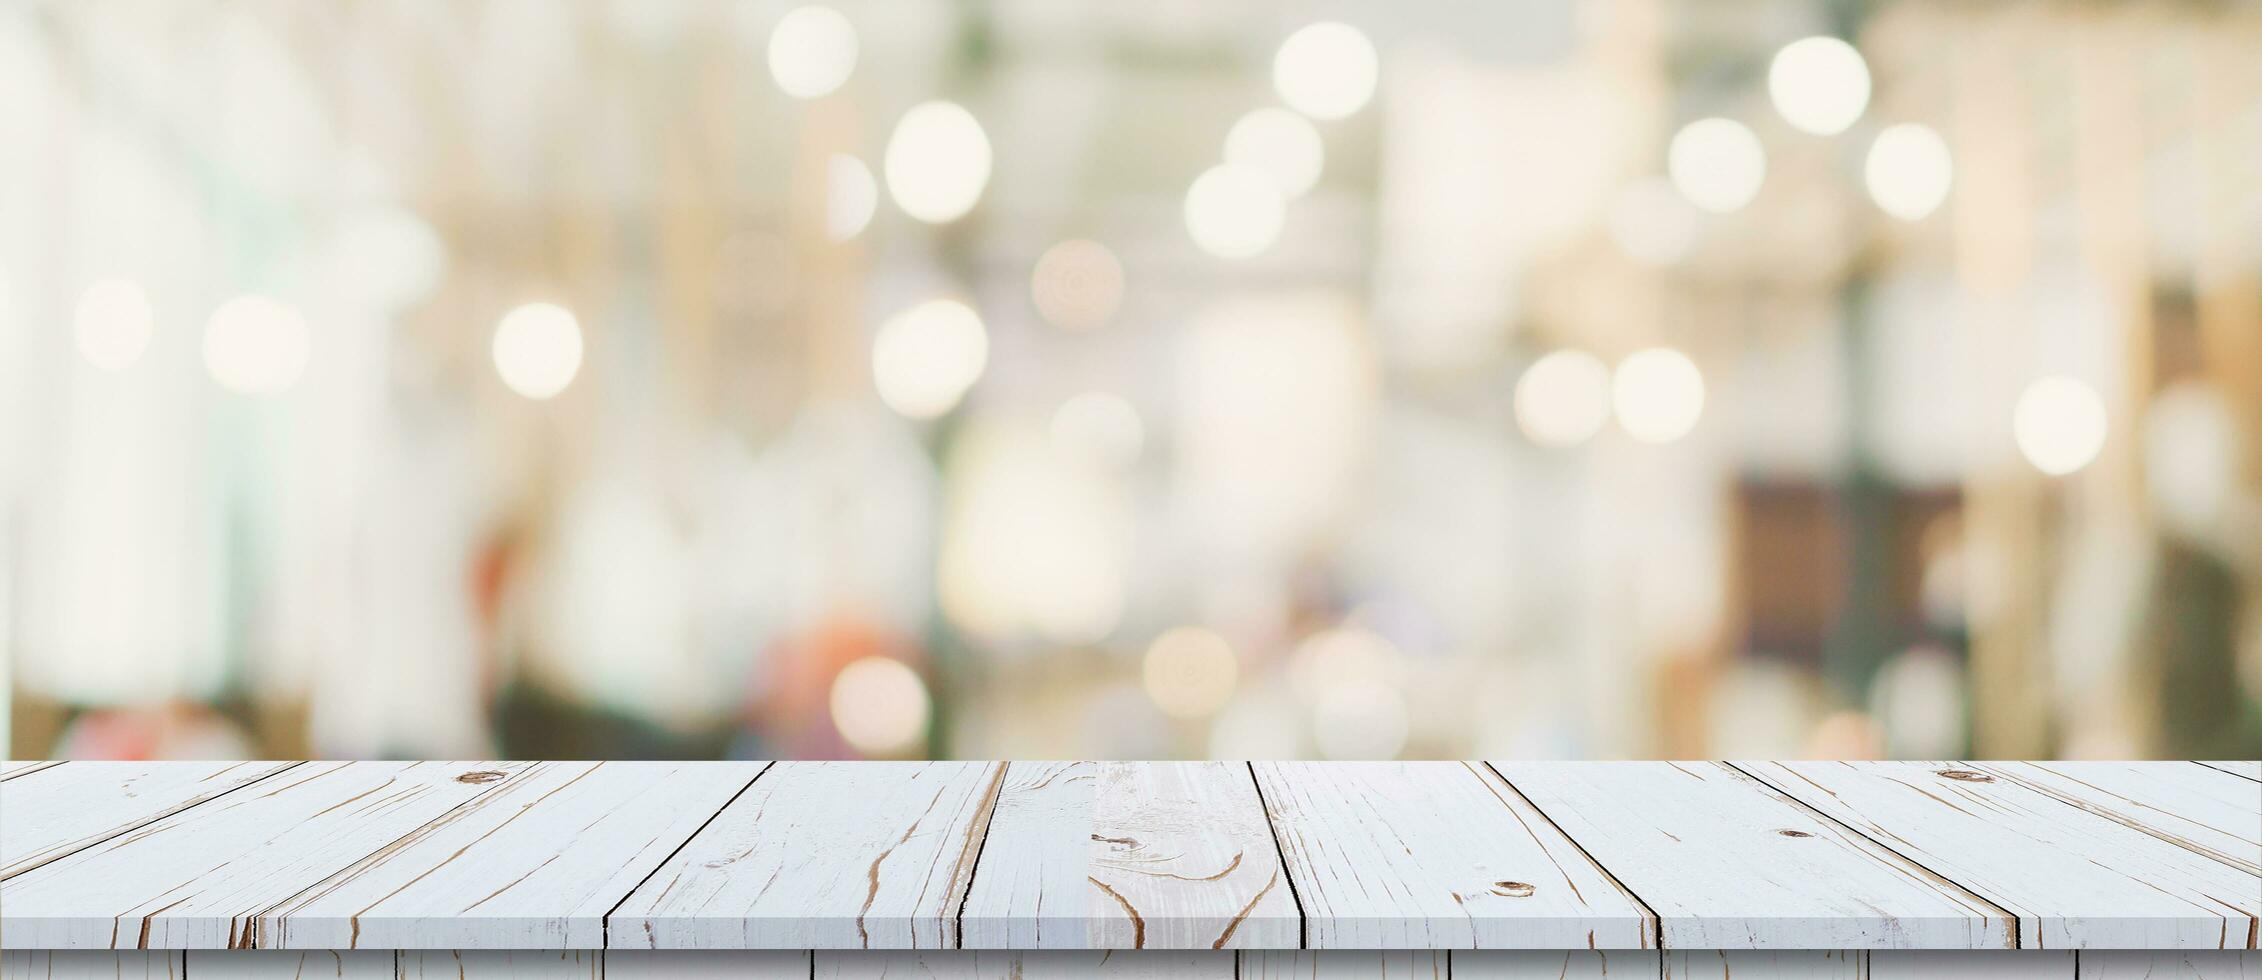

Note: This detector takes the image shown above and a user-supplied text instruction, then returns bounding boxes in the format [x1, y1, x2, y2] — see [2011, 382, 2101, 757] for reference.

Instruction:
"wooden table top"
[0, 760, 2255, 952]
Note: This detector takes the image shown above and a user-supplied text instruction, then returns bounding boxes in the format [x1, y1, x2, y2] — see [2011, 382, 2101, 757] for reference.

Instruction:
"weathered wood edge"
[594, 761, 775, 950]
[0, 762, 308, 883]
[2196, 761, 2262, 783]
[1716, 761, 2025, 947]
[1479, 762, 1664, 949]
[0, 760, 65, 781]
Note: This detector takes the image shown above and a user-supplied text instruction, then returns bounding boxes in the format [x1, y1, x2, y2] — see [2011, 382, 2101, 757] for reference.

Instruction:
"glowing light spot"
[1668, 117, 1766, 214]
[885, 101, 991, 224]
[1050, 392, 1145, 471]
[74, 278, 154, 372]
[1514, 350, 1611, 447]
[1273, 22, 1377, 121]
[203, 294, 310, 395]
[767, 6, 857, 99]
[491, 302, 584, 400]
[1768, 37, 1870, 136]
[2013, 376, 2107, 476]
[1224, 107, 1324, 199]
[1184, 164, 1284, 260]
[1142, 627, 1239, 719]
[1864, 123, 1953, 221]
[1613, 347, 1706, 444]
[872, 299, 987, 419]
[829, 656, 929, 755]
[825, 153, 878, 241]
[1030, 239, 1124, 331]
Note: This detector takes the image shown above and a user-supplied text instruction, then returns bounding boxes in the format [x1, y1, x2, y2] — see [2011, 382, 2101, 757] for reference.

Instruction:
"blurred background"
[4, 0, 2260, 764]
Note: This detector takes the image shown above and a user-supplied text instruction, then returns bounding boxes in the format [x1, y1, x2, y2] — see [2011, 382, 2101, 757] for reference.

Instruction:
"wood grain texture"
[1867, 950, 2073, 978]
[0, 951, 182, 979]
[1450, 950, 1659, 979]
[959, 762, 1296, 950]
[1973, 763, 2262, 875]
[1661, 950, 1867, 979]
[610, 761, 1005, 949]
[812, 951, 1236, 978]
[1745, 761, 2262, 950]
[256, 761, 765, 949]
[181, 950, 393, 978]
[0, 760, 62, 781]
[2076, 951, 2259, 979]
[2197, 763, 2262, 783]
[396, 950, 600, 979]
[1240, 951, 1447, 978]
[603, 950, 812, 978]
[1253, 762, 1654, 949]
[2, 762, 299, 879]
[1495, 761, 2014, 950]
[0, 761, 528, 949]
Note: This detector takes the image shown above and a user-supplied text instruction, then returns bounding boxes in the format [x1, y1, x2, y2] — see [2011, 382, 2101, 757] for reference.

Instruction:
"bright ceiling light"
[1184, 164, 1285, 260]
[767, 6, 857, 99]
[1272, 22, 1377, 121]
[2014, 376, 2107, 476]
[885, 101, 992, 224]
[1668, 117, 1766, 214]
[1865, 123, 1953, 221]
[492, 302, 584, 400]
[1515, 350, 1612, 448]
[204, 294, 311, 395]
[1613, 347, 1706, 444]
[872, 299, 987, 419]
[1768, 37, 1871, 136]
[1225, 107, 1325, 199]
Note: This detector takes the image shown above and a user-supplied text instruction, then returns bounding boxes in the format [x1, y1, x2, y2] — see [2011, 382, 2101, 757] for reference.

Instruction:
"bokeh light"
[767, 6, 857, 100]
[491, 302, 584, 400]
[203, 294, 311, 395]
[1273, 22, 1378, 120]
[825, 153, 878, 241]
[1049, 392, 1145, 471]
[885, 101, 991, 224]
[2013, 376, 2107, 476]
[1224, 107, 1325, 199]
[1865, 123, 1953, 221]
[73, 278, 153, 372]
[1029, 239, 1124, 331]
[1613, 347, 1706, 444]
[871, 299, 987, 419]
[1668, 117, 1766, 214]
[1184, 164, 1285, 259]
[828, 656, 929, 755]
[1768, 37, 1870, 136]
[1606, 177, 1700, 267]
[1142, 627, 1239, 719]
[1515, 350, 1612, 447]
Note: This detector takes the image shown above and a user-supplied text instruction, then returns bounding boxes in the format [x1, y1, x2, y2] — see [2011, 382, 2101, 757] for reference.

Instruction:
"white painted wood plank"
[2, 762, 299, 879]
[1240, 951, 1447, 978]
[0, 761, 530, 949]
[1661, 950, 1867, 979]
[2198, 763, 2262, 783]
[1868, 950, 2073, 978]
[603, 950, 812, 978]
[181, 950, 393, 978]
[396, 950, 599, 979]
[1253, 762, 1654, 949]
[1746, 761, 2262, 950]
[257, 761, 765, 949]
[813, 951, 1236, 979]
[0, 951, 182, 979]
[1496, 761, 2013, 950]
[959, 761, 1296, 950]
[1451, 950, 1660, 979]
[2077, 951, 2260, 979]
[609, 761, 1005, 949]
[0, 760, 62, 781]
[1975, 763, 2262, 875]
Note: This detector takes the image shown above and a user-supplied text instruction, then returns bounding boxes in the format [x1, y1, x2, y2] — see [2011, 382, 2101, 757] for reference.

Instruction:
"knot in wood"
[1776, 829, 1814, 838]
[1491, 881, 1536, 898]
[455, 770, 508, 784]
[1934, 769, 1994, 783]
